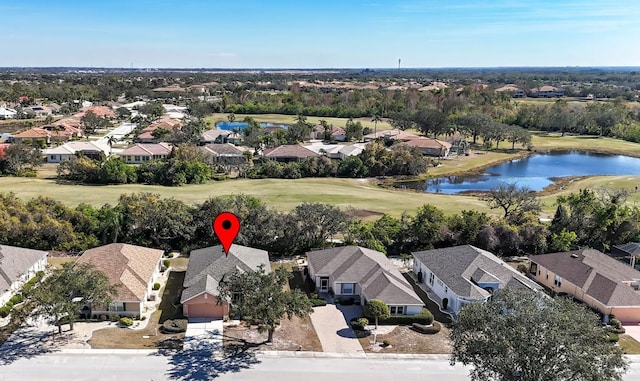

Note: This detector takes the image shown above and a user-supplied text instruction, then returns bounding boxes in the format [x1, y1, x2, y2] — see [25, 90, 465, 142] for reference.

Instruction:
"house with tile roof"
[397, 138, 452, 157]
[181, 245, 270, 319]
[43, 141, 110, 163]
[0, 245, 48, 306]
[530, 249, 640, 323]
[262, 144, 319, 162]
[306, 246, 424, 315]
[363, 129, 420, 142]
[412, 245, 541, 316]
[76, 243, 163, 317]
[200, 129, 232, 144]
[311, 124, 346, 141]
[118, 143, 172, 164]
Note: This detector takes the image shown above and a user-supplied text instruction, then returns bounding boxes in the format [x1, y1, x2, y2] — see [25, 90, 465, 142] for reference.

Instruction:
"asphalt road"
[2, 352, 640, 381]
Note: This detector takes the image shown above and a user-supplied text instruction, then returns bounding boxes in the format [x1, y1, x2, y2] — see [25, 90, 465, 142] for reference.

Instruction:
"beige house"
[76, 243, 164, 317]
[119, 143, 172, 164]
[530, 249, 640, 323]
[0, 245, 48, 306]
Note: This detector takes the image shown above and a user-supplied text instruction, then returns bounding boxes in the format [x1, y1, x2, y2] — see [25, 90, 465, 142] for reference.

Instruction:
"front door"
[319, 277, 329, 292]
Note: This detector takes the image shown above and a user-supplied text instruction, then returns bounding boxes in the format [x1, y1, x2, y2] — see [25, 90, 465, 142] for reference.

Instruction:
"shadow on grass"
[160, 271, 186, 324]
[402, 273, 453, 325]
[155, 329, 262, 380]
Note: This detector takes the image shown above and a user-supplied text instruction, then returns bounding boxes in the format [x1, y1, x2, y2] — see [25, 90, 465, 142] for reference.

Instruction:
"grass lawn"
[47, 257, 78, 269]
[619, 334, 640, 354]
[532, 134, 640, 157]
[357, 325, 451, 354]
[89, 270, 186, 349]
[205, 113, 394, 131]
[0, 176, 492, 217]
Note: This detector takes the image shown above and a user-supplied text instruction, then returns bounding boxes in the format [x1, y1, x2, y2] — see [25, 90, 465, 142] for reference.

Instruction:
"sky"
[1, 0, 639, 68]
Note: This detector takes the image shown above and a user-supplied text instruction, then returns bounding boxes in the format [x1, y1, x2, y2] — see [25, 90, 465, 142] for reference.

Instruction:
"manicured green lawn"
[205, 113, 394, 131]
[532, 134, 640, 157]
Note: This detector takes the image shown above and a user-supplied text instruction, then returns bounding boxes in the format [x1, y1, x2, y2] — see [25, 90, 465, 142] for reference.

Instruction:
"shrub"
[350, 317, 369, 331]
[4, 301, 13, 309]
[161, 319, 188, 333]
[133, 314, 140, 320]
[99, 314, 107, 321]
[0, 306, 11, 318]
[153, 283, 161, 290]
[310, 298, 327, 307]
[305, 276, 316, 292]
[141, 316, 147, 321]
[382, 339, 391, 347]
[411, 321, 441, 334]
[9, 295, 24, 305]
[119, 317, 134, 327]
[109, 313, 120, 322]
[607, 332, 620, 343]
[378, 308, 434, 325]
[163, 259, 170, 268]
[339, 297, 355, 306]
[517, 263, 528, 273]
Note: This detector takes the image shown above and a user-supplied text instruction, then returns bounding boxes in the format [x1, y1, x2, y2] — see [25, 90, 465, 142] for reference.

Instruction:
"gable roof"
[363, 129, 420, 141]
[413, 245, 541, 300]
[181, 245, 270, 303]
[400, 138, 452, 150]
[76, 243, 163, 302]
[263, 144, 319, 159]
[0, 245, 48, 294]
[307, 246, 423, 305]
[44, 141, 109, 155]
[201, 129, 231, 142]
[530, 249, 640, 307]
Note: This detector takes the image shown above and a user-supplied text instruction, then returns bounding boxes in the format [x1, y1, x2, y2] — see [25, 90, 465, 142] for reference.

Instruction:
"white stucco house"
[0, 245, 48, 307]
[412, 245, 541, 316]
[307, 246, 424, 315]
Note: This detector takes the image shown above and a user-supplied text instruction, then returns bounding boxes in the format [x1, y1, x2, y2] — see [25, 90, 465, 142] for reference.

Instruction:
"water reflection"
[401, 151, 640, 194]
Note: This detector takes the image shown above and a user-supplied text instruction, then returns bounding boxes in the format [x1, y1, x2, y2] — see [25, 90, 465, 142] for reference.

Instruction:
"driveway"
[309, 304, 365, 353]
[184, 318, 223, 351]
[624, 325, 640, 343]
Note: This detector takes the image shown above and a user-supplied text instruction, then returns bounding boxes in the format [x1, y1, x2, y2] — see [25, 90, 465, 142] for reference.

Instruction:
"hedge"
[377, 308, 434, 325]
[162, 319, 188, 333]
[310, 298, 327, 307]
[119, 317, 134, 327]
[411, 321, 441, 334]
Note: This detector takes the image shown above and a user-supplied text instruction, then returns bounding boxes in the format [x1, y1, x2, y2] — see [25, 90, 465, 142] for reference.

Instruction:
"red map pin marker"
[213, 212, 240, 256]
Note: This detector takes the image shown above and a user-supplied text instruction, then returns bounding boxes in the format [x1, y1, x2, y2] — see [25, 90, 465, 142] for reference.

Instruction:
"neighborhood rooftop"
[0, 245, 48, 295]
[413, 245, 541, 300]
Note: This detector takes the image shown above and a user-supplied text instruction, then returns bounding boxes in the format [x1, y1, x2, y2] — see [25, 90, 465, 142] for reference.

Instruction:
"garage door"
[187, 303, 225, 319]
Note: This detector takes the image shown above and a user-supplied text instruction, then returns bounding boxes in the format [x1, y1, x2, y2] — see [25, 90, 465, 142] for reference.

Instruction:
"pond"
[401, 151, 640, 194]
[216, 121, 289, 130]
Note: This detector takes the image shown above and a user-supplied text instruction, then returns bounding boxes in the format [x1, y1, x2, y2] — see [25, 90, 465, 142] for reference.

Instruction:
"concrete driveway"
[624, 325, 640, 343]
[184, 318, 223, 351]
[309, 304, 365, 353]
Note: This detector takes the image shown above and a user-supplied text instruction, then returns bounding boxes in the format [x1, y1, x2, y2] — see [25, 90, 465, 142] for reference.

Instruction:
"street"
[2, 352, 640, 381]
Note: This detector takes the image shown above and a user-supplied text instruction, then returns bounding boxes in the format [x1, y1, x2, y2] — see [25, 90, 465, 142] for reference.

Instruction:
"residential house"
[0, 107, 18, 120]
[43, 141, 110, 163]
[530, 85, 564, 98]
[363, 129, 420, 142]
[24, 105, 53, 117]
[305, 143, 365, 160]
[119, 143, 172, 164]
[262, 144, 319, 162]
[306, 246, 424, 315]
[398, 138, 452, 157]
[0, 245, 48, 306]
[530, 249, 640, 323]
[76, 243, 163, 317]
[610, 242, 640, 269]
[412, 245, 541, 316]
[11, 128, 54, 145]
[181, 245, 270, 319]
[135, 121, 179, 143]
[200, 143, 247, 168]
[311, 124, 347, 141]
[75, 105, 116, 119]
[201, 129, 232, 144]
[495, 84, 526, 98]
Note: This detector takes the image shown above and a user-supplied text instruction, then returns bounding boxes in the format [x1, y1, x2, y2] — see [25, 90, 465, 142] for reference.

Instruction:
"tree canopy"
[450, 288, 627, 381]
[217, 265, 312, 343]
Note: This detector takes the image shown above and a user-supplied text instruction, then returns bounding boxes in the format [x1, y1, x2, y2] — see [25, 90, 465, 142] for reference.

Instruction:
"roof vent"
[570, 253, 579, 258]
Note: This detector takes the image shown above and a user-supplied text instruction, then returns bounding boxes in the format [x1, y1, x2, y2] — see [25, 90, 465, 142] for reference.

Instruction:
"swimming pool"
[216, 121, 289, 130]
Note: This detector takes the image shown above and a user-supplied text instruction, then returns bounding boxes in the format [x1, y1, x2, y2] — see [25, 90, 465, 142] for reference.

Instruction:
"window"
[554, 275, 562, 287]
[390, 306, 405, 315]
[109, 302, 125, 312]
[134, 155, 141, 162]
[444, 286, 448, 294]
[429, 273, 434, 285]
[340, 283, 355, 295]
[437, 279, 444, 287]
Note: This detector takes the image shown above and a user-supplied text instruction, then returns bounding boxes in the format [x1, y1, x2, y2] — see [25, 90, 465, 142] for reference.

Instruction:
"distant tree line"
[1, 186, 637, 257]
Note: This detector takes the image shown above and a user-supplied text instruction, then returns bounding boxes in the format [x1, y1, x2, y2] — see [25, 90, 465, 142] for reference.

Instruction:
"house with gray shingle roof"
[413, 245, 541, 316]
[0, 245, 48, 306]
[181, 245, 270, 319]
[530, 249, 640, 323]
[306, 246, 424, 315]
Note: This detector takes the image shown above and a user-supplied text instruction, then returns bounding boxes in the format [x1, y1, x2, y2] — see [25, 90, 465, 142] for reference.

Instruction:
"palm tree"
[319, 119, 330, 141]
[372, 114, 382, 137]
[106, 136, 118, 155]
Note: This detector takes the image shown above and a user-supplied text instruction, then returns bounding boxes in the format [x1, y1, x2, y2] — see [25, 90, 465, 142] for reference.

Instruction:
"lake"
[216, 121, 289, 130]
[402, 151, 640, 194]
